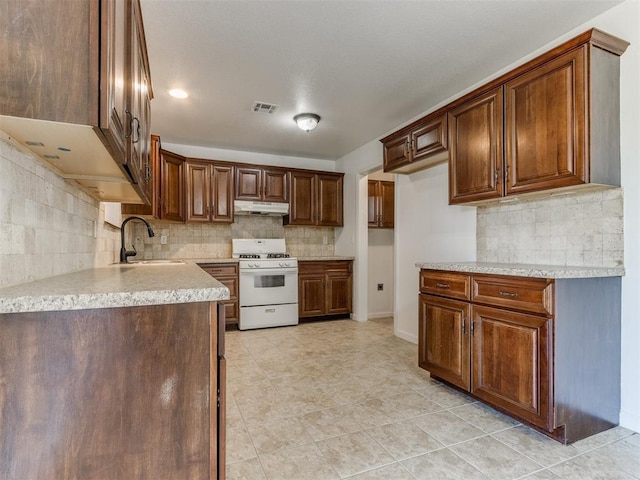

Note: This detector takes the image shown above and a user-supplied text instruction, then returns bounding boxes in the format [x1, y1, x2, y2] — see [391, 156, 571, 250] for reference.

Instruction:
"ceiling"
[140, 0, 622, 161]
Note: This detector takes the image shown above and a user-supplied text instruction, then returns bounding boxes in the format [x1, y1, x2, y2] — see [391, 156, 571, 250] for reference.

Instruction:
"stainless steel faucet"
[120, 216, 155, 263]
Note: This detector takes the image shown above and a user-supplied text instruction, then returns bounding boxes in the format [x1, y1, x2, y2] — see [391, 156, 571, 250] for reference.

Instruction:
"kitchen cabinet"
[286, 171, 344, 227]
[298, 260, 352, 318]
[0, 301, 225, 479]
[448, 29, 628, 204]
[381, 114, 448, 174]
[122, 133, 162, 217]
[160, 149, 186, 222]
[448, 88, 504, 203]
[418, 268, 622, 443]
[234, 166, 289, 202]
[186, 161, 234, 223]
[200, 263, 239, 326]
[368, 180, 394, 228]
[0, 0, 153, 204]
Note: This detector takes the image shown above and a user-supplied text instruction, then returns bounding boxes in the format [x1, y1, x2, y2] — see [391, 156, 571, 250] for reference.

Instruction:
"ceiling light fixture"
[169, 88, 188, 99]
[293, 113, 321, 132]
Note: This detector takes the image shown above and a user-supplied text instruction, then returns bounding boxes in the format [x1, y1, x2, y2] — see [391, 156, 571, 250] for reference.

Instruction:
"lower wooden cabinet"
[419, 269, 621, 443]
[298, 260, 352, 318]
[199, 263, 239, 326]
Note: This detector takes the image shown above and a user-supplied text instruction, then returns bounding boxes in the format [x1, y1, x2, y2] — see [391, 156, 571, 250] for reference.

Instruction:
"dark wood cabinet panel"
[449, 87, 504, 204]
[505, 46, 587, 195]
[368, 180, 394, 228]
[161, 150, 186, 222]
[382, 114, 448, 174]
[186, 161, 234, 223]
[420, 270, 471, 301]
[298, 261, 353, 318]
[0, 302, 223, 479]
[286, 171, 344, 227]
[234, 166, 288, 202]
[1, 0, 154, 204]
[472, 305, 552, 430]
[419, 294, 471, 390]
[200, 264, 239, 326]
[122, 133, 161, 217]
[472, 274, 554, 316]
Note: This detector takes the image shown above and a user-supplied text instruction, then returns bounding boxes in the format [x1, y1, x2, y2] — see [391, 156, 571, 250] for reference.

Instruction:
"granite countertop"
[415, 261, 625, 279]
[0, 262, 230, 314]
[298, 256, 355, 261]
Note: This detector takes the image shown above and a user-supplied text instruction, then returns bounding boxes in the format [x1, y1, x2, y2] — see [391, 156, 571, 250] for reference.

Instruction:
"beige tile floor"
[225, 318, 640, 480]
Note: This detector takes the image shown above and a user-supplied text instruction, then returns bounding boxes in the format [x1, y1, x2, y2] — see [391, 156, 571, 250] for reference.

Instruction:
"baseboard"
[394, 327, 417, 345]
[368, 312, 393, 320]
[620, 408, 640, 434]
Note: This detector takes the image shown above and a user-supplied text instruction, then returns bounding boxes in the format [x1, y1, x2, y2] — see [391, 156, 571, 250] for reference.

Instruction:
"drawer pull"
[436, 283, 450, 289]
[499, 291, 518, 298]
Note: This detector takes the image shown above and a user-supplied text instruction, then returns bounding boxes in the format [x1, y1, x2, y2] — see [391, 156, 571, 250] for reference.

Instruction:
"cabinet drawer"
[199, 263, 238, 277]
[472, 275, 554, 315]
[419, 270, 470, 301]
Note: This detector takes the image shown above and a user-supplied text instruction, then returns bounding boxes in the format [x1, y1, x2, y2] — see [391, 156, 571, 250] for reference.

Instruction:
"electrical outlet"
[377, 283, 384, 291]
[322, 235, 328, 245]
[160, 235, 168, 245]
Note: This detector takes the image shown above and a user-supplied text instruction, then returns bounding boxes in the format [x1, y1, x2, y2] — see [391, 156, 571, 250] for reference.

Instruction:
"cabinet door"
[412, 115, 447, 162]
[127, 0, 151, 196]
[326, 272, 352, 315]
[378, 181, 395, 228]
[211, 165, 234, 223]
[449, 87, 504, 204]
[288, 171, 316, 225]
[367, 181, 379, 227]
[418, 294, 471, 390]
[471, 305, 552, 430]
[299, 274, 327, 317]
[383, 133, 411, 172]
[505, 47, 587, 195]
[317, 173, 344, 226]
[160, 150, 185, 222]
[234, 167, 262, 200]
[263, 168, 289, 203]
[186, 162, 211, 222]
[121, 133, 161, 217]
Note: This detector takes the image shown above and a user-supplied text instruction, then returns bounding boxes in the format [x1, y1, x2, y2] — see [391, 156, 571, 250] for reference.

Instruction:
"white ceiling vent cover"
[251, 101, 279, 114]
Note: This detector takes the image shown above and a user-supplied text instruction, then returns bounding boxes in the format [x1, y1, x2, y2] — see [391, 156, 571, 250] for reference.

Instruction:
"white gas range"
[232, 239, 298, 330]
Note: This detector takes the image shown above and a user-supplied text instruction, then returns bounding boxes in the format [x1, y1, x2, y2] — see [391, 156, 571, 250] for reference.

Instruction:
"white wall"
[162, 142, 336, 172]
[337, 0, 640, 432]
[368, 228, 394, 318]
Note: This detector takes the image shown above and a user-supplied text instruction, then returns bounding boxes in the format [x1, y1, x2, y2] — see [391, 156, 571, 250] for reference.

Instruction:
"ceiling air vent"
[251, 101, 279, 114]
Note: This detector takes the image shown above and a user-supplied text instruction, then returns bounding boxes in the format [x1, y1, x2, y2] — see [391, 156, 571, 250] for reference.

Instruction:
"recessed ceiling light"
[169, 89, 188, 99]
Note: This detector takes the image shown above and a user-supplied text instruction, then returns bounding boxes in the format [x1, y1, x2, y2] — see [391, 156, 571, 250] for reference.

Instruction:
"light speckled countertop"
[415, 262, 625, 279]
[0, 262, 229, 314]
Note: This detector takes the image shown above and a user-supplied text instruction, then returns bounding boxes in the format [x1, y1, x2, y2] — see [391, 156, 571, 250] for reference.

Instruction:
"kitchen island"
[0, 263, 229, 479]
[415, 261, 623, 443]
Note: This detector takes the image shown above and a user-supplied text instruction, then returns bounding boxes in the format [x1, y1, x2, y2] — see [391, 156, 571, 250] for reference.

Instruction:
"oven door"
[239, 267, 298, 307]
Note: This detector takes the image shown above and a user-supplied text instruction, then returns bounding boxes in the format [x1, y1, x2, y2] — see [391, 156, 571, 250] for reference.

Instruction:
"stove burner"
[238, 254, 260, 259]
[267, 253, 290, 258]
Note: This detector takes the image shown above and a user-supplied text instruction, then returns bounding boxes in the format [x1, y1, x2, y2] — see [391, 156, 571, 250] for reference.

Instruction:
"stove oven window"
[254, 274, 286, 288]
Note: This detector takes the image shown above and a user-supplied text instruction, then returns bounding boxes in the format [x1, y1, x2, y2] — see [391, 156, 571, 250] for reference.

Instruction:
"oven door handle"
[240, 268, 299, 276]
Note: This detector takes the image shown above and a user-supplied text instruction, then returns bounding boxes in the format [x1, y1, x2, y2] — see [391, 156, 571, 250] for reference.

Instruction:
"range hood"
[234, 200, 289, 216]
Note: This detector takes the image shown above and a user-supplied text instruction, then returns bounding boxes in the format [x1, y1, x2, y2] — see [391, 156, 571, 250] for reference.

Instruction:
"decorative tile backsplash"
[0, 137, 120, 288]
[477, 188, 623, 267]
[131, 215, 336, 260]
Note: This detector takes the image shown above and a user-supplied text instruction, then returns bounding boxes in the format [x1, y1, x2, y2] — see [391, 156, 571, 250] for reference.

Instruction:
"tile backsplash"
[0, 137, 120, 288]
[131, 215, 336, 260]
[477, 188, 623, 267]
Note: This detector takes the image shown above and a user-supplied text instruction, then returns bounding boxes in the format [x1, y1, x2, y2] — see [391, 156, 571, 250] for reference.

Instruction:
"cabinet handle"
[498, 291, 518, 298]
[132, 117, 141, 144]
[494, 168, 499, 185]
[462, 316, 466, 334]
[436, 283, 450, 289]
[125, 110, 133, 139]
[471, 320, 475, 337]
[403, 141, 409, 159]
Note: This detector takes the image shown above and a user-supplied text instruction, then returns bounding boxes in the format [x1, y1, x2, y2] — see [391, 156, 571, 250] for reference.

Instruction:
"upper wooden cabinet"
[122, 134, 161, 217]
[381, 114, 448, 174]
[186, 160, 234, 223]
[234, 166, 289, 202]
[368, 180, 395, 228]
[160, 150, 186, 222]
[448, 29, 628, 204]
[0, 0, 153, 204]
[449, 87, 504, 204]
[286, 171, 344, 227]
